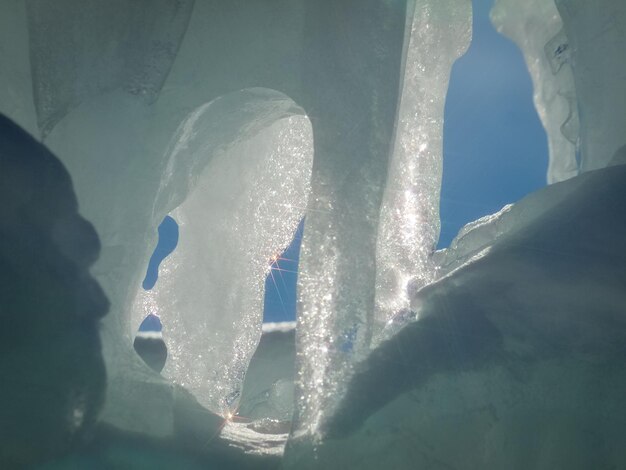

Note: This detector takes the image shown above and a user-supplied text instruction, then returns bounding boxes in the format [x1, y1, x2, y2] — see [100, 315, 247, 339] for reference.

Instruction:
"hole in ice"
[134, 216, 176, 372]
[134, 313, 168, 374]
[262, 218, 304, 323]
[142, 215, 179, 290]
[439, 0, 548, 248]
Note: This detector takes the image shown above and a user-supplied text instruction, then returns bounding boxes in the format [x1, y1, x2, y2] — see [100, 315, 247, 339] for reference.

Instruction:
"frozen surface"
[555, 0, 626, 173]
[0, 1, 37, 136]
[373, 0, 471, 344]
[238, 323, 296, 422]
[132, 115, 312, 415]
[491, 0, 579, 183]
[288, 165, 626, 469]
[26, 0, 194, 136]
[2, 0, 626, 467]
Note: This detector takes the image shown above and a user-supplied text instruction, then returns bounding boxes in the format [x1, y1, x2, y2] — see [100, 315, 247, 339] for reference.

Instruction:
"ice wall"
[0, 1, 37, 137]
[25, 0, 194, 136]
[289, 0, 409, 441]
[4, 0, 412, 440]
[491, 0, 579, 184]
[555, 0, 626, 173]
[373, 0, 471, 345]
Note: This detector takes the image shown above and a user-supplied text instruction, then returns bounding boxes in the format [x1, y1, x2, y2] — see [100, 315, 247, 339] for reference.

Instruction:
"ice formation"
[373, 0, 471, 345]
[238, 322, 297, 423]
[131, 110, 312, 414]
[1, 0, 625, 467]
[291, 164, 626, 469]
[491, 0, 580, 183]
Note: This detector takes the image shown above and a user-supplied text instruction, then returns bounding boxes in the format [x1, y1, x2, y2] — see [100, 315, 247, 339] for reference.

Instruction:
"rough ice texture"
[289, 1, 409, 439]
[373, 0, 471, 345]
[491, 0, 579, 184]
[131, 112, 312, 415]
[555, 0, 626, 173]
[6, 0, 414, 439]
[288, 165, 626, 469]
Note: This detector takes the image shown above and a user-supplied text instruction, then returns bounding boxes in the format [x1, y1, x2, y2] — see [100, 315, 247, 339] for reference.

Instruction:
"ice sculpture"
[373, 0, 471, 345]
[0, 115, 108, 467]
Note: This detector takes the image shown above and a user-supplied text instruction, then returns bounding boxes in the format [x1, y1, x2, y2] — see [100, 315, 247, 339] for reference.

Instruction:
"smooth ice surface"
[238, 324, 296, 422]
[288, 165, 626, 469]
[491, 0, 579, 183]
[373, 0, 471, 344]
[26, 0, 194, 136]
[0, 2, 37, 137]
[131, 115, 312, 415]
[4, 0, 414, 439]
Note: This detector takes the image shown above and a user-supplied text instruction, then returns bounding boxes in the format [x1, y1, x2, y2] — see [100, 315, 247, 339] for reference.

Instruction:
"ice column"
[373, 0, 472, 344]
[291, 0, 471, 444]
[491, 0, 579, 184]
[132, 111, 312, 415]
[555, 0, 626, 172]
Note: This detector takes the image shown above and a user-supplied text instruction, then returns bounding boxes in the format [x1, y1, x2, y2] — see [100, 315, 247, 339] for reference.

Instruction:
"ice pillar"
[292, 0, 408, 440]
[373, 0, 472, 344]
[291, 0, 472, 447]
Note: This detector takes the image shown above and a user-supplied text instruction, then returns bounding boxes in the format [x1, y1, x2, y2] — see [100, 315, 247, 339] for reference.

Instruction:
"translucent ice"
[25, 0, 194, 136]
[2, 0, 626, 467]
[373, 0, 471, 344]
[131, 111, 312, 415]
[293, 164, 626, 469]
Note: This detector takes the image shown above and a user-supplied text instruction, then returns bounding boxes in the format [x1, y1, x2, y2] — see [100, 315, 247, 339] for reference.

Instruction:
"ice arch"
[131, 88, 313, 415]
[1, 0, 411, 438]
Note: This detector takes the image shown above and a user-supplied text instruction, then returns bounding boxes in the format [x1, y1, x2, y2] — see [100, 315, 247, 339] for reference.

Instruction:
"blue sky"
[440, 0, 547, 247]
[143, 0, 548, 324]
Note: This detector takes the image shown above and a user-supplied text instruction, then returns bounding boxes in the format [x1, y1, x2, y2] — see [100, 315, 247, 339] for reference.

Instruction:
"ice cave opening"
[1, 0, 626, 468]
